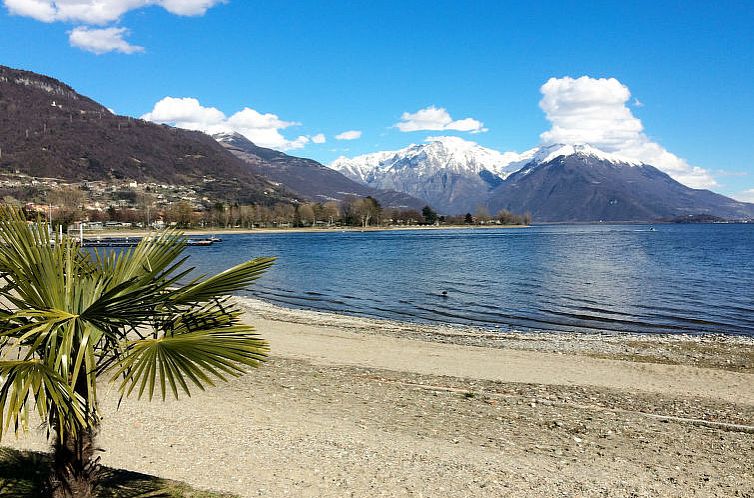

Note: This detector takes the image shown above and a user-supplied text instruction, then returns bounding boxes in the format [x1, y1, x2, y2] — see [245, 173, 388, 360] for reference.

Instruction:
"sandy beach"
[6, 298, 754, 497]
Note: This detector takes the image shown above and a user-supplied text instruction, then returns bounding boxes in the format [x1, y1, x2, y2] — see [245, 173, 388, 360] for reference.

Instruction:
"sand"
[6, 298, 754, 497]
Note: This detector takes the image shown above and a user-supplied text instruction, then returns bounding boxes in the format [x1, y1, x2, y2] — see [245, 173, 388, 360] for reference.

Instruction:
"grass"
[0, 447, 238, 498]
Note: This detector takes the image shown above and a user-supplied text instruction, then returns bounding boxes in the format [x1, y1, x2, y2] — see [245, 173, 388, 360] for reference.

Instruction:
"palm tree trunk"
[51, 370, 98, 498]
[50, 427, 98, 498]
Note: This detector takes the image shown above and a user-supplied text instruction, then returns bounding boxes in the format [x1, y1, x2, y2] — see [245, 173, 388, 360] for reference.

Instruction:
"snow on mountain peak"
[330, 135, 525, 183]
[213, 131, 246, 143]
[328, 138, 656, 214]
[534, 143, 644, 166]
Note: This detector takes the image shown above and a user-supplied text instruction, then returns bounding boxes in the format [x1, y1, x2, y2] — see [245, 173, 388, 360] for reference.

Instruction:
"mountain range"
[332, 139, 754, 221]
[2, 64, 752, 222]
[331, 136, 524, 213]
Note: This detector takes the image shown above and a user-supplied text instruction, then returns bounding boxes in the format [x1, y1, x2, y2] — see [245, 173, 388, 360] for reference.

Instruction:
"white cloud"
[732, 189, 754, 203]
[3, 0, 225, 24]
[158, 0, 224, 16]
[68, 26, 143, 54]
[395, 106, 487, 134]
[141, 96, 312, 151]
[3, 0, 56, 21]
[142, 97, 224, 130]
[311, 133, 326, 144]
[539, 76, 717, 189]
[335, 130, 362, 140]
[4, 0, 224, 53]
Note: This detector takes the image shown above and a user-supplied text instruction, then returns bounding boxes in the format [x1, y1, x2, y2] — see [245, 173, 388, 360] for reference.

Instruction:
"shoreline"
[238, 297, 754, 374]
[78, 223, 530, 238]
[7, 297, 753, 497]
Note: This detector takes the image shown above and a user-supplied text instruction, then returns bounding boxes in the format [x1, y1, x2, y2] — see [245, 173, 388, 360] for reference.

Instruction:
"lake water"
[183, 224, 754, 337]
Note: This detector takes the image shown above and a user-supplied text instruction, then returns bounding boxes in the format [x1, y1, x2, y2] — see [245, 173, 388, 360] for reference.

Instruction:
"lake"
[183, 224, 754, 337]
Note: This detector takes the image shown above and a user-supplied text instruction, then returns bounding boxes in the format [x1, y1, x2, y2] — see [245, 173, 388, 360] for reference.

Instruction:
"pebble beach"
[7, 297, 754, 497]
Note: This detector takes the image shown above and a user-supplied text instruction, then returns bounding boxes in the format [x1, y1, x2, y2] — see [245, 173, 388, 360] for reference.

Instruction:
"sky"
[1, 0, 753, 200]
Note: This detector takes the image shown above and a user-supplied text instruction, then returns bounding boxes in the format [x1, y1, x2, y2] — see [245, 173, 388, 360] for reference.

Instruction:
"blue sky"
[1, 1, 753, 199]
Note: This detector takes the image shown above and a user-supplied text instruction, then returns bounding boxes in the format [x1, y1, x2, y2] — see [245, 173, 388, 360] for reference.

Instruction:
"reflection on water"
[182, 224, 754, 336]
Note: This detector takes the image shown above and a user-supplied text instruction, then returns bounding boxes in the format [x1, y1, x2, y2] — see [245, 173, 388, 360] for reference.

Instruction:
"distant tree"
[238, 205, 256, 228]
[292, 206, 303, 227]
[272, 203, 296, 226]
[48, 188, 86, 229]
[210, 202, 226, 227]
[464, 213, 473, 224]
[474, 206, 491, 224]
[86, 209, 110, 223]
[496, 209, 515, 225]
[321, 201, 341, 226]
[298, 203, 317, 226]
[254, 204, 272, 226]
[421, 205, 438, 225]
[352, 196, 382, 227]
[165, 201, 195, 227]
[136, 192, 156, 228]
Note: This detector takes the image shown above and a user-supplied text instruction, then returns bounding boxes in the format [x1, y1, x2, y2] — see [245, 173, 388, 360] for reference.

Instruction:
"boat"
[186, 238, 215, 246]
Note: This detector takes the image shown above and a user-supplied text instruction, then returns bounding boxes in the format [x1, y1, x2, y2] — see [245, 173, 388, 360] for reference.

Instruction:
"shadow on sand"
[0, 447, 173, 497]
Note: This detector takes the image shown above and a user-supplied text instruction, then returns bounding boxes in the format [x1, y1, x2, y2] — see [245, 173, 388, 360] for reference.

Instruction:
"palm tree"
[0, 207, 273, 497]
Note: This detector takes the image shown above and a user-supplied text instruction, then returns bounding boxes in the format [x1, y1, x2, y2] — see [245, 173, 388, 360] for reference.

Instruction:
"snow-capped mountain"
[330, 136, 525, 213]
[487, 144, 754, 221]
[331, 138, 754, 220]
[514, 143, 643, 170]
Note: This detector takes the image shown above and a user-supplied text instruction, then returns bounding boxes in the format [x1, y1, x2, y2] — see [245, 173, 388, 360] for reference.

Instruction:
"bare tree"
[321, 201, 340, 226]
[298, 203, 317, 226]
[474, 206, 491, 224]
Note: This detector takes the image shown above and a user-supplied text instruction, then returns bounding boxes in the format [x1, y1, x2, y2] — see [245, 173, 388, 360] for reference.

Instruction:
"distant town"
[1, 171, 531, 230]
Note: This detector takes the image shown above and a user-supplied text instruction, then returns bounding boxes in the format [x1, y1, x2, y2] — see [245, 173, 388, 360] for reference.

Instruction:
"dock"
[80, 236, 221, 248]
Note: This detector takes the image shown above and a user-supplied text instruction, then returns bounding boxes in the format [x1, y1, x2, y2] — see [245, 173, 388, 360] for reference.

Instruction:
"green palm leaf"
[0, 360, 90, 441]
[110, 325, 268, 401]
[171, 257, 276, 305]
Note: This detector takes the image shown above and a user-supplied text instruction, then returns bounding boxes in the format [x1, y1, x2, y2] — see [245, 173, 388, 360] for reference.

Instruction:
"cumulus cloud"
[335, 130, 362, 140]
[141, 96, 312, 150]
[311, 133, 326, 144]
[539, 76, 717, 189]
[3, 0, 224, 24]
[68, 26, 143, 54]
[4, 0, 56, 21]
[4, 0, 224, 53]
[395, 106, 487, 134]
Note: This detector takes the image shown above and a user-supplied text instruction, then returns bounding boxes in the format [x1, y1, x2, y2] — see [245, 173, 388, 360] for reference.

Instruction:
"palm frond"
[94, 230, 188, 290]
[0, 211, 85, 312]
[110, 325, 268, 401]
[170, 257, 276, 305]
[0, 360, 91, 441]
